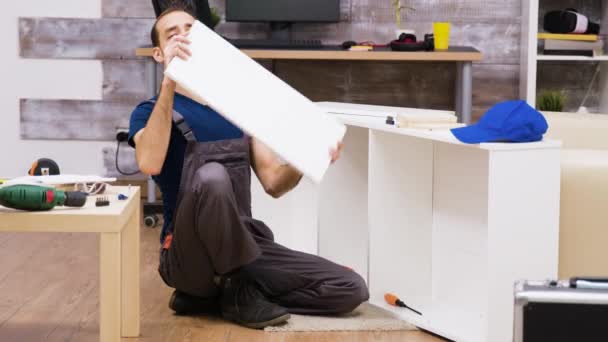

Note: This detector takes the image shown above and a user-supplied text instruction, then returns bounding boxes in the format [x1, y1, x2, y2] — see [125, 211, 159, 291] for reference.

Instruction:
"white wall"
[1, 0, 110, 178]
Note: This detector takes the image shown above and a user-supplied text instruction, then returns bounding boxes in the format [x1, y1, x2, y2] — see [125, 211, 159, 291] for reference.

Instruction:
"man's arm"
[251, 138, 344, 198]
[133, 35, 191, 175]
[133, 79, 176, 175]
[250, 138, 303, 199]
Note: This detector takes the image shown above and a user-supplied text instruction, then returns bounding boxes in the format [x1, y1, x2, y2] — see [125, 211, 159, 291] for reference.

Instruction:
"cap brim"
[451, 125, 503, 144]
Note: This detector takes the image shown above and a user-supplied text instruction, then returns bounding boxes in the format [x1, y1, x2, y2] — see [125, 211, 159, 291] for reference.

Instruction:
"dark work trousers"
[158, 137, 369, 315]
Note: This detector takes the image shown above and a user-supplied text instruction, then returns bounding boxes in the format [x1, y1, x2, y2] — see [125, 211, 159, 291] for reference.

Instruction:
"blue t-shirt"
[128, 93, 243, 243]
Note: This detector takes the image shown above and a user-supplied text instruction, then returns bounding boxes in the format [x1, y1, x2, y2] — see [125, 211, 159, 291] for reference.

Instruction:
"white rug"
[265, 303, 418, 332]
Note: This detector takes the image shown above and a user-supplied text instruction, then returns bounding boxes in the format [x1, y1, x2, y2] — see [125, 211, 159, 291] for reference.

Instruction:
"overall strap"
[143, 99, 196, 142]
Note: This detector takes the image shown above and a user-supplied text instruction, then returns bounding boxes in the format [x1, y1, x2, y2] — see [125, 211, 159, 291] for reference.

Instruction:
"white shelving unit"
[520, 0, 608, 112]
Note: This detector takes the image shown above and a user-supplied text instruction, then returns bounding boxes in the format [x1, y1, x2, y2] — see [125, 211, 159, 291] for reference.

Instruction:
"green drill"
[0, 184, 87, 211]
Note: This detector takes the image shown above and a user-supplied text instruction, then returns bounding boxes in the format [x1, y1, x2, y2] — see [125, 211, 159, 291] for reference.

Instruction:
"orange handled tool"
[385, 293, 422, 315]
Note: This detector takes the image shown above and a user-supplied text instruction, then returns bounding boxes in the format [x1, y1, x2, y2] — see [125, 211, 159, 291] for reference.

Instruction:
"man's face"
[156, 11, 195, 50]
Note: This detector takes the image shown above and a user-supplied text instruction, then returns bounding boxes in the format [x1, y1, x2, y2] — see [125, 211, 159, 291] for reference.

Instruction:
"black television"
[226, 0, 340, 41]
[225, 0, 340, 23]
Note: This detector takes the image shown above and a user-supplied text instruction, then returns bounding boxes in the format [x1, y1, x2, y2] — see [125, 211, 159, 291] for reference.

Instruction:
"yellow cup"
[433, 22, 451, 50]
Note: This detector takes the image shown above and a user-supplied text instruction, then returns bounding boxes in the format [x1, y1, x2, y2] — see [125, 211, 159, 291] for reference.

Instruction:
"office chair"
[152, 0, 213, 29]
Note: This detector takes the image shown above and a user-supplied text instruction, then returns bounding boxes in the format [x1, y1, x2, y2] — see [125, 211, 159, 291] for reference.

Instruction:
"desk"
[315, 103, 561, 342]
[0, 186, 141, 342]
[135, 46, 482, 124]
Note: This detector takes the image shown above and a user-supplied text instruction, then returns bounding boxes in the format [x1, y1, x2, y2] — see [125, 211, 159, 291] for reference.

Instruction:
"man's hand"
[163, 35, 192, 68]
[330, 141, 344, 164]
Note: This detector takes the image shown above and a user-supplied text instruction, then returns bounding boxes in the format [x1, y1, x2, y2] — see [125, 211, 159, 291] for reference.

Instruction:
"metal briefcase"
[513, 278, 608, 342]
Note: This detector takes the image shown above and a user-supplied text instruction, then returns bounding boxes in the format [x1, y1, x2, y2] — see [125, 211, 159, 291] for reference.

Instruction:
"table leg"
[100, 233, 122, 342]
[147, 59, 159, 204]
[459, 61, 473, 125]
[121, 204, 141, 337]
[455, 62, 463, 122]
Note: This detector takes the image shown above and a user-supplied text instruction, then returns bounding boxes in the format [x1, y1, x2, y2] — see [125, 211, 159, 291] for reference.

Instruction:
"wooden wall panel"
[103, 60, 151, 102]
[20, 100, 135, 141]
[19, 18, 153, 59]
[103, 1, 155, 18]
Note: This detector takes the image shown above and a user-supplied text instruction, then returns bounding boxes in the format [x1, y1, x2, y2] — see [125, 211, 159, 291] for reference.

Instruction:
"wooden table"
[136, 46, 482, 124]
[0, 186, 141, 342]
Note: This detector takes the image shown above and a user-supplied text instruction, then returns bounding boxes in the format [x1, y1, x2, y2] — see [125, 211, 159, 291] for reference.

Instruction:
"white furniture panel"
[486, 148, 560, 342]
[368, 131, 434, 308]
[165, 21, 346, 183]
[254, 102, 561, 342]
[318, 126, 369, 279]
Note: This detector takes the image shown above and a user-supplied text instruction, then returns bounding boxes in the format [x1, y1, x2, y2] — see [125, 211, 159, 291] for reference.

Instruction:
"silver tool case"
[513, 278, 608, 342]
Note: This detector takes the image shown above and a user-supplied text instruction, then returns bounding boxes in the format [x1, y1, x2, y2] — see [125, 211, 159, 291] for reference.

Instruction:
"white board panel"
[368, 131, 434, 309]
[319, 126, 369, 280]
[165, 21, 346, 183]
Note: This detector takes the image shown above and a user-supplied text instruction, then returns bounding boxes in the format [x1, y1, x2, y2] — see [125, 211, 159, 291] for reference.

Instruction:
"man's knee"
[194, 162, 232, 195]
[336, 271, 370, 314]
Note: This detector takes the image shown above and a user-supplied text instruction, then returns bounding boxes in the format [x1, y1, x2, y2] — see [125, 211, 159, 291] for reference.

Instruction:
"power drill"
[0, 184, 87, 211]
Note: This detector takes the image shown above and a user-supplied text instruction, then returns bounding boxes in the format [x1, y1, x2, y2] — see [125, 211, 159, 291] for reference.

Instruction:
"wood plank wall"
[18, 0, 600, 176]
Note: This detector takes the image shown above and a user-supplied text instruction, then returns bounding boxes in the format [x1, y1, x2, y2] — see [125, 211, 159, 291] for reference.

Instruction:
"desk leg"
[147, 60, 159, 204]
[455, 63, 463, 121]
[458, 62, 473, 124]
[121, 203, 141, 337]
[100, 233, 122, 342]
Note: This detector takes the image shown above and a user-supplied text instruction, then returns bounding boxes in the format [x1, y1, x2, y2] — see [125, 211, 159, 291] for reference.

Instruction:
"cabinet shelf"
[536, 55, 608, 61]
[520, 0, 608, 112]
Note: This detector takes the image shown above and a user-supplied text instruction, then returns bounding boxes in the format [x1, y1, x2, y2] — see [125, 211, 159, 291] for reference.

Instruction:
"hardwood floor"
[0, 223, 443, 342]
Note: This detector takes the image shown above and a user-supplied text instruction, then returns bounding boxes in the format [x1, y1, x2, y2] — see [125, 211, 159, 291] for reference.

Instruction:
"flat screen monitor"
[226, 0, 340, 23]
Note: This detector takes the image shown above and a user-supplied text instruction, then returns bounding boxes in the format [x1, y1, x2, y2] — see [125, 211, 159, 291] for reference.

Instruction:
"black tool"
[390, 33, 434, 52]
[386, 116, 395, 125]
[28, 158, 60, 176]
[96, 197, 110, 207]
[342, 40, 358, 50]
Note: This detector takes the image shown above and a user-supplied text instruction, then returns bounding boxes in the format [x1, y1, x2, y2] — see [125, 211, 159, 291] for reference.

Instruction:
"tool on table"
[386, 116, 396, 125]
[0, 184, 87, 211]
[28, 158, 60, 176]
[385, 293, 422, 315]
[96, 197, 110, 207]
[118, 194, 129, 201]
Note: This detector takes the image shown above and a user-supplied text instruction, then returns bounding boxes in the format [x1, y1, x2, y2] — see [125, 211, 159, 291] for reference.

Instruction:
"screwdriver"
[384, 293, 422, 315]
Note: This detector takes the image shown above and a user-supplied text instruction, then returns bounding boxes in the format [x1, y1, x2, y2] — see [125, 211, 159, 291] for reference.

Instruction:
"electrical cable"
[115, 140, 140, 176]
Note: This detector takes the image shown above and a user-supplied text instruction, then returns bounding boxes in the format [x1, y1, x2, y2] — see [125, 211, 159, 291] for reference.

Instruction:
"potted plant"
[537, 91, 566, 112]
[210, 7, 221, 29]
[392, 0, 415, 38]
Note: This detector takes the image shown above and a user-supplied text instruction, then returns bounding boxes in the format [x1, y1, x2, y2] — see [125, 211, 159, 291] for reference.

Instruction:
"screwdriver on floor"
[385, 293, 422, 315]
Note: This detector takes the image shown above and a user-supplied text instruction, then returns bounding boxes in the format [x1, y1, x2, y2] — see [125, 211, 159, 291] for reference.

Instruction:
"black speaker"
[152, 0, 214, 29]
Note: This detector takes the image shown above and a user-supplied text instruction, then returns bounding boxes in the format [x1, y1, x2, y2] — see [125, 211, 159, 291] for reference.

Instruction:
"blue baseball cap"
[451, 100, 548, 144]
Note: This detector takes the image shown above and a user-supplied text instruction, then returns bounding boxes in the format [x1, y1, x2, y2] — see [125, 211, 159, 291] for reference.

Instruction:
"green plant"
[391, 0, 415, 29]
[210, 7, 221, 29]
[537, 91, 566, 112]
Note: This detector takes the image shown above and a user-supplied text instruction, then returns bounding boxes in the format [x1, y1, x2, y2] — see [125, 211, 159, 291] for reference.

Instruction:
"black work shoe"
[220, 275, 290, 329]
[169, 290, 221, 315]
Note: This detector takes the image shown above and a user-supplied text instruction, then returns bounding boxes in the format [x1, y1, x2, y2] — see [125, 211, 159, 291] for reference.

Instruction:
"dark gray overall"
[155, 102, 368, 315]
